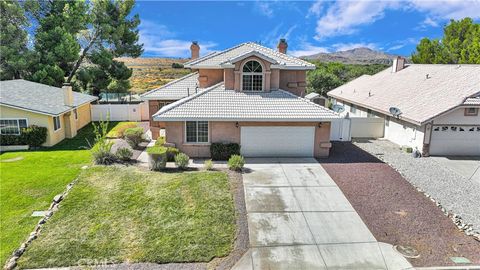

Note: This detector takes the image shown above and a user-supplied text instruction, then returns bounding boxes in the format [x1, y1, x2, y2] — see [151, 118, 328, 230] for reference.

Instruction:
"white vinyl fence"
[330, 119, 351, 141]
[330, 117, 385, 141]
[91, 102, 150, 122]
[350, 117, 385, 138]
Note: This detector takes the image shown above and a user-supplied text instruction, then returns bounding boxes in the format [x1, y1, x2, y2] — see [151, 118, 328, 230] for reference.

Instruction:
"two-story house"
[141, 40, 339, 158]
[328, 58, 480, 156]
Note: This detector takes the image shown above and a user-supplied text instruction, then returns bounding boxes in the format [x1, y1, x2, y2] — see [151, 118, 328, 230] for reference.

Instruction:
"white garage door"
[430, 126, 480, 156]
[241, 126, 315, 157]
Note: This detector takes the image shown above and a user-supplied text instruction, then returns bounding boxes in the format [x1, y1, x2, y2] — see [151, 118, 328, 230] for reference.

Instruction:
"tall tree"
[0, 0, 29, 80]
[412, 18, 480, 64]
[20, 0, 142, 94]
[25, 0, 88, 86]
[67, 0, 143, 95]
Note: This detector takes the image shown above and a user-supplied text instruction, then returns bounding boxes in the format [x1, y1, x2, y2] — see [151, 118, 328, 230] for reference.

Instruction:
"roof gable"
[184, 42, 315, 70]
[0, 79, 97, 116]
[327, 64, 480, 124]
[153, 83, 339, 122]
[140, 72, 200, 100]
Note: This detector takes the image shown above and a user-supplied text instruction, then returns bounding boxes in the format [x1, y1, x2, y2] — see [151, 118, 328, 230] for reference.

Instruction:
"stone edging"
[374, 155, 480, 242]
[3, 166, 87, 270]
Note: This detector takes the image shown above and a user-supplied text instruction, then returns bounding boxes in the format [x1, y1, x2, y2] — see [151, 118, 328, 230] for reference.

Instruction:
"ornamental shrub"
[21, 125, 48, 147]
[166, 147, 180, 162]
[204, 159, 214, 171]
[155, 136, 166, 146]
[210, 142, 240, 160]
[116, 147, 133, 161]
[147, 146, 167, 171]
[91, 119, 116, 165]
[0, 125, 47, 147]
[228, 155, 245, 171]
[0, 135, 21, 146]
[174, 153, 190, 170]
[92, 142, 116, 165]
[123, 127, 144, 148]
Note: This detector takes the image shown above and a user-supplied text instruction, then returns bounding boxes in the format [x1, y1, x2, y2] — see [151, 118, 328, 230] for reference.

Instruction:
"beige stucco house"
[142, 40, 339, 158]
[328, 58, 480, 156]
[0, 80, 97, 146]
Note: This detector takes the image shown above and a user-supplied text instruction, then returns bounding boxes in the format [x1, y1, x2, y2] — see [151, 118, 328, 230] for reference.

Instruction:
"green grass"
[17, 166, 235, 268]
[0, 122, 120, 263]
[0, 150, 91, 263]
[106, 122, 139, 138]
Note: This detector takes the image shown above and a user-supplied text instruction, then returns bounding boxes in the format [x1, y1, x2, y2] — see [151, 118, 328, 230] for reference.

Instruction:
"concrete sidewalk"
[232, 158, 412, 270]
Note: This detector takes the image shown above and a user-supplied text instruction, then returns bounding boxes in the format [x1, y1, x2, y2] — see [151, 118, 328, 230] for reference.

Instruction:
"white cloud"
[262, 24, 298, 48]
[423, 17, 439, 27]
[289, 42, 329, 57]
[309, 0, 480, 41]
[409, 0, 480, 20]
[256, 2, 274, 18]
[313, 1, 397, 40]
[386, 37, 419, 52]
[139, 20, 217, 57]
[307, 1, 323, 18]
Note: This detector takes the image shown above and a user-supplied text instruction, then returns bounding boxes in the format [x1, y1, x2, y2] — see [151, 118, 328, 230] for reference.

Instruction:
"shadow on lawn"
[43, 122, 122, 152]
[320, 141, 383, 164]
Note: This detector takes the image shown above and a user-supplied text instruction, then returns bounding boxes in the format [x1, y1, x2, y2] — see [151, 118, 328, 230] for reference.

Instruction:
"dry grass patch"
[117, 57, 191, 94]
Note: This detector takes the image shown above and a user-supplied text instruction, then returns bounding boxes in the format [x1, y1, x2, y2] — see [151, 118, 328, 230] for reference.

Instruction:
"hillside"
[302, 47, 403, 65]
[117, 57, 191, 94]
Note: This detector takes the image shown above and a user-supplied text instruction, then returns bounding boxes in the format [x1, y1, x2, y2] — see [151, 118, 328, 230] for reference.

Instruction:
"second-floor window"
[242, 60, 263, 91]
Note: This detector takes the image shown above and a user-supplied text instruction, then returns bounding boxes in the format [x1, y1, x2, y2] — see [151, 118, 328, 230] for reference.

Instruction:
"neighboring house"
[144, 40, 339, 158]
[328, 58, 480, 156]
[0, 80, 97, 146]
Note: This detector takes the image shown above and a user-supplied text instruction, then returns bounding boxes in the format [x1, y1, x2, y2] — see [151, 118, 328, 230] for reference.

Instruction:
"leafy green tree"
[24, 0, 88, 86]
[307, 69, 343, 96]
[412, 18, 480, 64]
[16, 0, 142, 95]
[307, 62, 387, 96]
[66, 0, 143, 88]
[0, 0, 29, 80]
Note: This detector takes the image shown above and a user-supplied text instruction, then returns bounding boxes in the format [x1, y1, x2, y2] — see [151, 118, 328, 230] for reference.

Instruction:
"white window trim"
[240, 60, 264, 92]
[184, 121, 210, 144]
[53, 116, 62, 132]
[0, 118, 28, 135]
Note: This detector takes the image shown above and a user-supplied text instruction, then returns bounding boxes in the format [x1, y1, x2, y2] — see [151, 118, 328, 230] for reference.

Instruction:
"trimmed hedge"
[0, 125, 47, 147]
[123, 127, 144, 148]
[210, 142, 240, 161]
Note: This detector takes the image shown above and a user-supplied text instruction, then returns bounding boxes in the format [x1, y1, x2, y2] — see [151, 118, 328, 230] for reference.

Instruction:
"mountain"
[301, 47, 404, 65]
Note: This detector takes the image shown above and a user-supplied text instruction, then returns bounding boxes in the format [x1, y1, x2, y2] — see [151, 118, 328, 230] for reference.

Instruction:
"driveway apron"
[232, 158, 412, 270]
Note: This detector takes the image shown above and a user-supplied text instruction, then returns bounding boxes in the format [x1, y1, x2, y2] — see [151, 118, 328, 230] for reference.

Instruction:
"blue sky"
[135, 1, 480, 58]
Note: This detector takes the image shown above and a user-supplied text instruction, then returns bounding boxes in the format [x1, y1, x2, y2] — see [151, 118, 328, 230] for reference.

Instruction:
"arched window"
[242, 60, 263, 91]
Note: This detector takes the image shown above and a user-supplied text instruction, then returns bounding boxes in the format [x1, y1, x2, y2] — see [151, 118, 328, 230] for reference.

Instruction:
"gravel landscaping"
[320, 142, 480, 267]
[353, 139, 480, 235]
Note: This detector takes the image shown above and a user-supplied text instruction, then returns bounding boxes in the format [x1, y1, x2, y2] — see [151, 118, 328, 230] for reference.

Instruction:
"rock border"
[3, 166, 87, 270]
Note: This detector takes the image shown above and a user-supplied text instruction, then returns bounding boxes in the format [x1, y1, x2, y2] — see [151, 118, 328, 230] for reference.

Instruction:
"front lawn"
[0, 122, 121, 263]
[18, 166, 236, 268]
[0, 150, 91, 263]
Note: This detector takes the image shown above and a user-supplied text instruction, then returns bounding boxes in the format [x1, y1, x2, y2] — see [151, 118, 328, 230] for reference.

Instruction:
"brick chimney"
[277, 38, 288, 54]
[392, 56, 406, 73]
[62, 83, 73, 106]
[190, 41, 200, 60]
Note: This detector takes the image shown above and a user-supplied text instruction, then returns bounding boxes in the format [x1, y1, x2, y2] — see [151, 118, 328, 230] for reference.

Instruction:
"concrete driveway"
[232, 158, 412, 270]
[430, 156, 480, 184]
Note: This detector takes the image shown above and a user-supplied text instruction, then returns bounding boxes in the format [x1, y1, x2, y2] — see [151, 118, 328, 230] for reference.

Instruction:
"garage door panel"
[241, 126, 315, 157]
[430, 126, 480, 156]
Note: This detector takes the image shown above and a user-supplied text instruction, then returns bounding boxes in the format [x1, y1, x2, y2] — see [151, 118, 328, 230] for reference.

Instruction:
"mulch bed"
[319, 142, 480, 267]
